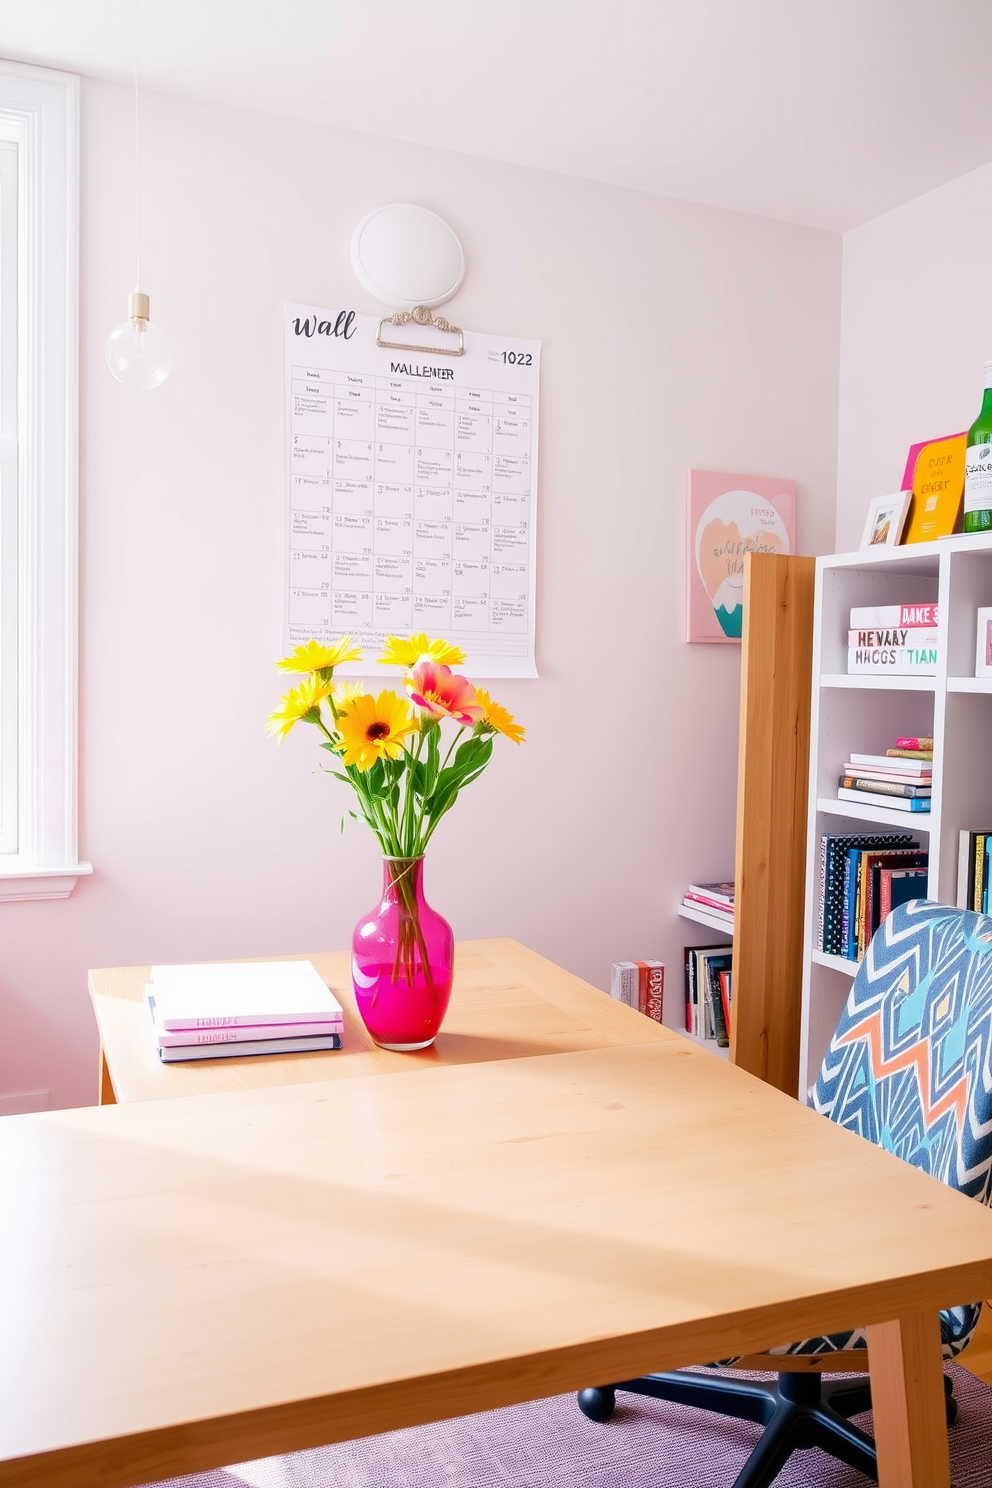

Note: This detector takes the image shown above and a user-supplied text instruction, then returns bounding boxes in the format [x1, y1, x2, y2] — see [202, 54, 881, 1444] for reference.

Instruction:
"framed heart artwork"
[686, 470, 796, 643]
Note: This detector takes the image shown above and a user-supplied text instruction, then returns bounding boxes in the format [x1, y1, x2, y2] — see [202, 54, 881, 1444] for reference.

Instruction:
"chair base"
[577, 1368, 956, 1488]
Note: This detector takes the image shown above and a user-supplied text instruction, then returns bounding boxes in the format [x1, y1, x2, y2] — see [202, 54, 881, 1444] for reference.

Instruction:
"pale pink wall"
[0, 79, 841, 1109]
[837, 161, 992, 550]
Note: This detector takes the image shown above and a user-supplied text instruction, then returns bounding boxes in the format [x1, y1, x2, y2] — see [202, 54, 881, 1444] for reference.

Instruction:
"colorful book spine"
[847, 644, 938, 674]
[849, 603, 938, 628]
[718, 970, 732, 1041]
[839, 776, 931, 798]
[976, 837, 988, 915]
[846, 628, 938, 649]
[683, 948, 696, 1034]
[893, 736, 934, 750]
[885, 747, 933, 759]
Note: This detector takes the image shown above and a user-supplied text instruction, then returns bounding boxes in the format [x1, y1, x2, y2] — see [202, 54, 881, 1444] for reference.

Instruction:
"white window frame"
[0, 60, 90, 901]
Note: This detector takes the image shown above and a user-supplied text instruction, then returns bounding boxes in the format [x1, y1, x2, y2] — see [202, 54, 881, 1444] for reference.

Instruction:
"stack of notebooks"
[817, 832, 927, 961]
[145, 960, 344, 1062]
[681, 881, 734, 928]
[838, 736, 932, 813]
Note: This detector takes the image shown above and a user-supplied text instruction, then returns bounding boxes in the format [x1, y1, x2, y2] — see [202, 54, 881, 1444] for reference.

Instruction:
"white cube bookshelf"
[800, 531, 992, 1094]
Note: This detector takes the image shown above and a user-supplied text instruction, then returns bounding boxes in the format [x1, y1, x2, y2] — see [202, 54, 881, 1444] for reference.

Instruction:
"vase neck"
[381, 856, 425, 900]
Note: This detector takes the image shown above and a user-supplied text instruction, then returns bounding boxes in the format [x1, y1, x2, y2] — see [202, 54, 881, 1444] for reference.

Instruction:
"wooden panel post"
[732, 552, 814, 1097]
[866, 1313, 951, 1488]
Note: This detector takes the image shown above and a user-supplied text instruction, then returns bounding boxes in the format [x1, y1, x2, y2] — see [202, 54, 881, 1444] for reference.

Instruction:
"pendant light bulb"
[104, 287, 171, 390]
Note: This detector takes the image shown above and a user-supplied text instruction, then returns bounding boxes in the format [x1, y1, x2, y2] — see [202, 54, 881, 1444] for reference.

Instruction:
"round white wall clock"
[350, 203, 465, 310]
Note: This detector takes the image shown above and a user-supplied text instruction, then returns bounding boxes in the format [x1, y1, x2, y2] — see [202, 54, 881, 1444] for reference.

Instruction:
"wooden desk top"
[89, 938, 672, 1103]
[4, 1040, 992, 1488]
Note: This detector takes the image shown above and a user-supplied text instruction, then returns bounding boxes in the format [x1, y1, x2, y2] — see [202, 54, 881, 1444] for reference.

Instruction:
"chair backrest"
[811, 898, 992, 1353]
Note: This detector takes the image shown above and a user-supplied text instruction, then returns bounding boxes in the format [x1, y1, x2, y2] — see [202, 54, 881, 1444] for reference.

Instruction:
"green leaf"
[453, 736, 492, 773]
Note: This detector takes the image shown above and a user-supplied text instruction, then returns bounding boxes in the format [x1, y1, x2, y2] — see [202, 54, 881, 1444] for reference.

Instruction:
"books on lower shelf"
[681, 880, 735, 926]
[609, 961, 664, 1023]
[817, 832, 927, 960]
[683, 945, 732, 1047]
[957, 831, 992, 915]
[834, 741, 933, 814]
[145, 959, 345, 1062]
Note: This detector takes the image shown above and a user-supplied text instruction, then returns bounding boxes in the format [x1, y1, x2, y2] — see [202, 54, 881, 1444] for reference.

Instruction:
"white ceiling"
[0, 0, 990, 232]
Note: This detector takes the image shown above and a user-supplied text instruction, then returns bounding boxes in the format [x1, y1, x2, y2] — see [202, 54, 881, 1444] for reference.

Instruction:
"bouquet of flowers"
[267, 633, 524, 1045]
[267, 631, 524, 848]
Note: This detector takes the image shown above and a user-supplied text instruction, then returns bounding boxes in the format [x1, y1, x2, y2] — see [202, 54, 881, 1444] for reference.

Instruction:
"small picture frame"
[976, 608, 992, 678]
[860, 490, 912, 550]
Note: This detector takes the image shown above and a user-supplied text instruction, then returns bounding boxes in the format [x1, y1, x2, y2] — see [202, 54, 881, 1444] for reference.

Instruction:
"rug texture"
[149, 1363, 992, 1488]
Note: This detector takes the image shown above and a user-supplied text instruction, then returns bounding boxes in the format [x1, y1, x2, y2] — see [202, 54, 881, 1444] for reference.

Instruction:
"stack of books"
[847, 602, 939, 676]
[838, 736, 932, 813]
[681, 880, 734, 928]
[683, 945, 732, 1047]
[817, 832, 927, 960]
[145, 960, 344, 1062]
[609, 961, 665, 1023]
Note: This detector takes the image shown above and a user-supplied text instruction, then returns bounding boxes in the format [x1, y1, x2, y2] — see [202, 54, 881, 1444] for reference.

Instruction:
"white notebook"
[146, 960, 344, 1031]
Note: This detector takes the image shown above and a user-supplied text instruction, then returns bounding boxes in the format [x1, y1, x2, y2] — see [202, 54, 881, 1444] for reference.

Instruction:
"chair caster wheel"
[578, 1386, 616, 1422]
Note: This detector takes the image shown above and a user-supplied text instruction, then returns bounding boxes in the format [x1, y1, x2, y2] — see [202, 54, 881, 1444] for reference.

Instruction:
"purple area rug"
[151, 1364, 992, 1488]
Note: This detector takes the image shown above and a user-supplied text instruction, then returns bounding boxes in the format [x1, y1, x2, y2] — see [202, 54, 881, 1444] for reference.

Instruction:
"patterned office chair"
[578, 899, 992, 1488]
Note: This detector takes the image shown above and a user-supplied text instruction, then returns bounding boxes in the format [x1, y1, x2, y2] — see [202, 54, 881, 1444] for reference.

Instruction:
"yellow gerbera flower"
[336, 690, 419, 771]
[265, 675, 333, 742]
[475, 689, 526, 744]
[276, 636, 362, 674]
[377, 632, 466, 669]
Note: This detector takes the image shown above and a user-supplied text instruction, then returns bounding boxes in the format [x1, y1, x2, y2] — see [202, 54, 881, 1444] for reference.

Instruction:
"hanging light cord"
[133, 0, 141, 290]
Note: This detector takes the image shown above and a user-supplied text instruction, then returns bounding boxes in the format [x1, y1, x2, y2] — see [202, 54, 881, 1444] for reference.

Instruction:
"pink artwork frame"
[686, 470, 796, 644]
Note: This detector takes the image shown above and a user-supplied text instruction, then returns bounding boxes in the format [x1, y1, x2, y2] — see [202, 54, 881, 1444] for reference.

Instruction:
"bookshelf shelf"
[677, 903, 733, 936]
[815, 796, 933, 832]
[799, 532, 992, 1093]
[820, 673, 936, 692]
[810, 948, 859, 978]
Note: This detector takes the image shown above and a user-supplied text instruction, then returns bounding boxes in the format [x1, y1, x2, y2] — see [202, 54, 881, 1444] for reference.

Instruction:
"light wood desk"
[3, 1038, 992, 1488]
[89, 938, 672, 1104]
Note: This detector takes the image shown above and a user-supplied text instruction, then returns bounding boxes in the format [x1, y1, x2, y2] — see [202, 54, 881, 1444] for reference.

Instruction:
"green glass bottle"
[964, 360, 992, 534]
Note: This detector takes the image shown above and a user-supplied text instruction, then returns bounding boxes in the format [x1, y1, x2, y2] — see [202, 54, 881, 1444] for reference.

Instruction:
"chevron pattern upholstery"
[768, 898, 992, 1361]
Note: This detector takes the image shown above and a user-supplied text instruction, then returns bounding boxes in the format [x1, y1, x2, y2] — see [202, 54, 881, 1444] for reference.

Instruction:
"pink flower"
[406, 662, 484, 725]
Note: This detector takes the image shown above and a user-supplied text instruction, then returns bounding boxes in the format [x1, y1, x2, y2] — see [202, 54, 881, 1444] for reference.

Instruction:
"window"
[0, 60, 89, 900]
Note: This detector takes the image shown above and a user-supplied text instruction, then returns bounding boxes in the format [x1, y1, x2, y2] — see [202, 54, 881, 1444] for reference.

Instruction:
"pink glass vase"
[351, 856, 454, 1051]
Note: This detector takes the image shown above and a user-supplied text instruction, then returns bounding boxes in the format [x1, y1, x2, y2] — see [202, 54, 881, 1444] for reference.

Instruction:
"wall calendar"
[284, 304, 540, 677]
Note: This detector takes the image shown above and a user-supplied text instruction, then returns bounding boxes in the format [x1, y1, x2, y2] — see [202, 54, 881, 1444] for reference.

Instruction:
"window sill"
[0, 862, 92, 901]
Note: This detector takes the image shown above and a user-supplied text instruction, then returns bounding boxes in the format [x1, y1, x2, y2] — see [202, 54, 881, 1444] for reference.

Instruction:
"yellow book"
[904, 434, 966, 543]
